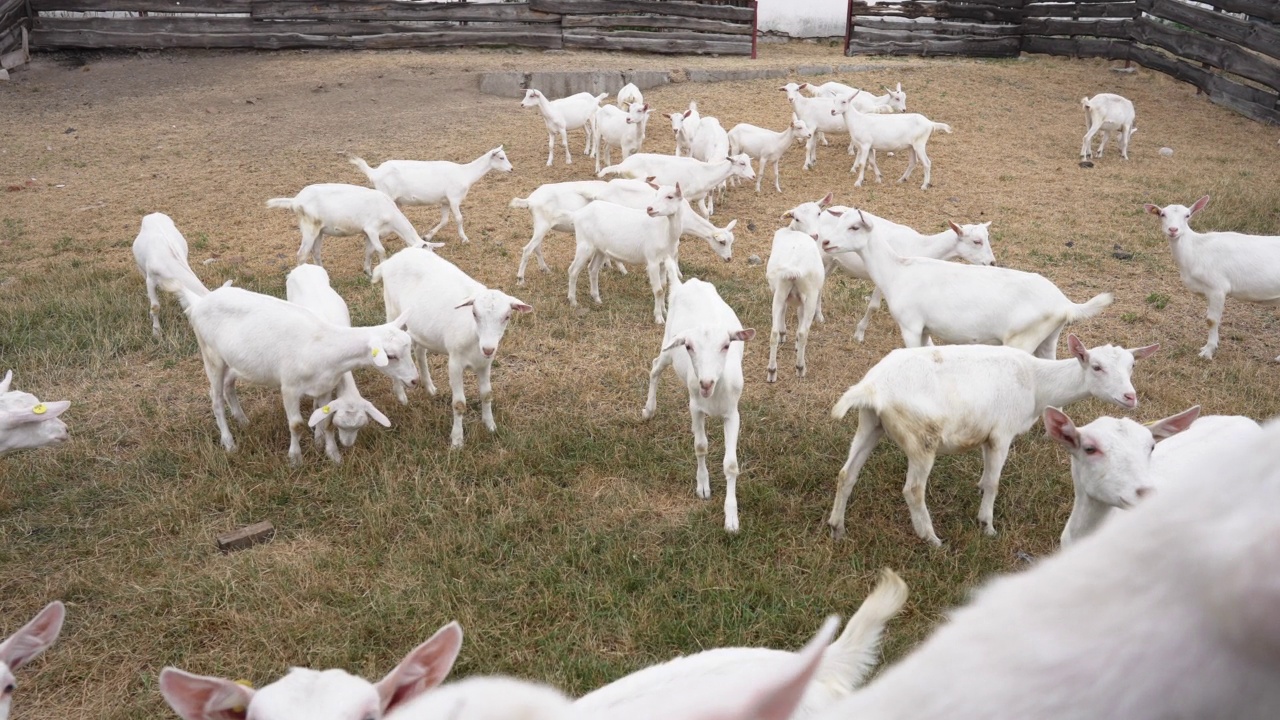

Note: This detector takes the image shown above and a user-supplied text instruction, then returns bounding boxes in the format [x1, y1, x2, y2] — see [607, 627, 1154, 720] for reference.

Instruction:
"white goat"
[390, 677, 572, 720]
[780, 83, 849, 170]
[598, 152, 755, 216]
[831, 92, 952, 189]
[1144, 195, 1280, 360]
[0, 601, 65, 720]
[808, 81, 907, 113]
[132, 212, 209, 338]
[821, 209, 1108, 358]
[373, 247, 532, 449]
[568, 185, 684, 325]
[521, 88, 608, 166]
[813, 420, 1280, 720]
[0, 371, 71, 456]
[170, 283, 418, 464]
[349, 147, 514, 244]
[616, 82, 648, 140]
[577, 569, 907, 720]
[1048, 406, 1262, 546]
[160, 620, 464, 720]
[766, 229, 826, 383]
[727, 116, 814, 193]
[266, 183, 435, 276]
[785, 199, 995, 340]
[666, 101, 701, 156]
[690, 116, 730, 162]
[828, 335, 1159, 544]
[1080, 92, 1136, 162]
[592, 102, 651, 173]
[285, 265, 392, 463]
[642, 276, 756, 532]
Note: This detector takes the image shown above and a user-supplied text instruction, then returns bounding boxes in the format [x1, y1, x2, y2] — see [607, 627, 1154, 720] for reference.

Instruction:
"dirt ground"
[3, 41, 1280, 718]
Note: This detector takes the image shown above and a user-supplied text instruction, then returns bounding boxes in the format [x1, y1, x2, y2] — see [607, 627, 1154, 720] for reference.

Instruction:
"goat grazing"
[350, 147, 513, 244]
[285, 264, 392, 463]
[1144, 195, 1280, 360]
[0, 601, 65, 720]
[0, 371, 71, 456]
[373, 247, 531, 449]
[828, 335, 1158, 544]
[132, 212, 209, 337]
[766, 229, 826, 383]
[521, 88, 608, 165]
[1080, 93, 1136, 163]
[266, 183, 435, 276]
[642, 276, 756, 532]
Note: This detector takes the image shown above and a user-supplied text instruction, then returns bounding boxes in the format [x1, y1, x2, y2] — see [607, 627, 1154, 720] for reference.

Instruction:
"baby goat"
[1080, 92, 1136, 163]
[132, 212, 209, 338]
[0, 371, 71, 456]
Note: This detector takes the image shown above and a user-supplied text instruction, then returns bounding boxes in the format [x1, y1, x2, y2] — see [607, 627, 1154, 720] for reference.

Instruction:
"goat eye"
[3, 683, 14, 694]
[1083, 446, 1098, 455]
[1091, 364, 1102, 372]
[386, 354, 399, 361]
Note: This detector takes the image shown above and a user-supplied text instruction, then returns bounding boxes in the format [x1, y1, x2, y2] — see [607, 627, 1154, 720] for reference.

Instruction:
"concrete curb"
[478, 63, 881, 99]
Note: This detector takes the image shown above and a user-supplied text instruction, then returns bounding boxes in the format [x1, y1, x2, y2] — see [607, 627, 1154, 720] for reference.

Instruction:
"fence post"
[843, 0, 854, 56]
[751, 0, 757, 59]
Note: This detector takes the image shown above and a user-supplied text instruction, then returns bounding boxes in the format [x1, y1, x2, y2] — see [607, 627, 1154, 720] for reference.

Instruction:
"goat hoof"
[766, 370, 777, 383]
[828, 523, 845, 541]
[1079, 160, 1095, 169]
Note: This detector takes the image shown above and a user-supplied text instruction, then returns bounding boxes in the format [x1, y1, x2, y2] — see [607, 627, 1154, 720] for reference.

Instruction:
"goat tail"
[932, 122, 953, 135]
[265, 197, 296, 211]
[348, 155, 375, 178]
[816, 569, 909, 693]
[161, 278, 204, 312]
[1068, 292, 1114, 323]
[509, 197, 531, 209]
[832, 381, 874, 420]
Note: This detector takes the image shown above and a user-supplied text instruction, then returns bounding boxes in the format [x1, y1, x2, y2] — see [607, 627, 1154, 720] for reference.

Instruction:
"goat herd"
[4, 72, 1280, 720]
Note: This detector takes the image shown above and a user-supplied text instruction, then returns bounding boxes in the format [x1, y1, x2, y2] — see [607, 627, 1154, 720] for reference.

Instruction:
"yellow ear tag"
[322, 405, 332, 414]
[231, 679, 254, 713]
[371, 348, 380, 357]
[32, 403, 47, 415]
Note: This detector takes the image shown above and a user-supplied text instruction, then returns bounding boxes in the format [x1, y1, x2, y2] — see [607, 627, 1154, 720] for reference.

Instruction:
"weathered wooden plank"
[1021, 17, 1132, 38]
[849, 1, 1022, 23]
[1022, 34, 1132, 59]
[560, 13, 752, 34]
[562, 30, 750, 54]
[1131, 16, 1280, 92]
[31, 26, 564, 49]
[35, 16, 561, 36]
[0, 25, 22, 56]
[216, 521, 275, 554]
[0, 0, 28, 28]
[853, 18, 1020, 38]
[847, 32, 1021, 57]
[1130, 44, 1280, 123]
[33, 0, 251, 12]
[1191, 0, 1280, 24]
[1138, 0, 1280, 64]
[251, 1, 560, 23]
[1022, 2, 1136, 19]
[530, 0, 753, 22]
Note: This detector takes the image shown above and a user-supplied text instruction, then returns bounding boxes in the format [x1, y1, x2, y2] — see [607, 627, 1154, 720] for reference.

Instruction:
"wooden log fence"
[1, 0, 32, 69]
[27, 0, 757, 56]
[846, 0, 1280, 124]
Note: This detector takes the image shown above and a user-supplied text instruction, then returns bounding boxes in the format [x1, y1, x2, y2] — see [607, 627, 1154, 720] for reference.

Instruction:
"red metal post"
[843, 0, 855, 56]
[751, 0, 758, 59]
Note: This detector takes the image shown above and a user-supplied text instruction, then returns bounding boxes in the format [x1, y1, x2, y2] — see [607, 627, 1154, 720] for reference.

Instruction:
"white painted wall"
[758, 0, 848, 38]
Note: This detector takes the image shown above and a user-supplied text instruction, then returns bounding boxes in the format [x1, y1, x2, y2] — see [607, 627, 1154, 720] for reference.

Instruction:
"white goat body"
[781, 83, 850, 170]
[642, 276, 756, 531]
[822, 209, 1109, 358]
[690, 115, 730, 162]
[727, 116, 813, 193]
[828, 336, 1158, 544]
[266, 183, 431, 276]
[832, 94, 952, 189]
[1080, 92, 1136, 162]
[350, 147, 513, 244]
[0, 371, 71, 456]
[285, 264, 392, 462]
[1048, 406, 1261, 545]
[808, 82, 906, 114]
[521, 89, 608, 165]
[373, 247, 531, 449]
[765, 228, 826, 383]
[592, 102, 650, 173]
[132, 212, 209, 338]
[815, 420, 1280, 720]
[597, 152, 755, 216]
[576, 569, 907, 720]
[1144, 195, 1280, 360]
[0, 601, 65, 720]
[577, 178, 736, 261]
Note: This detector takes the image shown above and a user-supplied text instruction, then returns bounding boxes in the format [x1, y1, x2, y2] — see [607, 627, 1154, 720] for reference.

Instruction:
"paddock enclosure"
[2, 38, 1280, 719]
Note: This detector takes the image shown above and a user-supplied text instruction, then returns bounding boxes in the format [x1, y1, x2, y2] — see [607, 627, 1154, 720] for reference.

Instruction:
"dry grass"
[1, 41, 1280, 719]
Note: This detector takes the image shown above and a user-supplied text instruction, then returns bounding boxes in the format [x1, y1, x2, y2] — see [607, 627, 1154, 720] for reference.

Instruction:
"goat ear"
[1129, 343, 1160, 360]
[369, 346, 390, 367]
[0, 601, 65, 671]
[375, 621, 464, 714]
[455, 298, 476, 310]
[1143, 203, 1162, 215]
[780, 210, 795, 221]
[662, 335, 686, 352]
[0, 369, 11, 394]
[674, 183, 683, 198]
[948, 220, 963, 235]
[0, 401, 71, 427]
[389, 309, 412, 329]
[683, 110, 693, 119]
[158, 668, 253, 720]
[1043, 407, 1080, 450]
[364, 401, 392, 428]
[1068, 334, 1089, 363]
[982, 221, 991, 229]
[308, 405, 331, 428]
[510, 301, 534, 314]
[818, 191, 834, 208]
[856, 209, 874, 230]
[732, 328, 756, 343]
[1148, 406, 1200, 440]
[1190, 195, 1210, 215]
[826, 209, 844, 218]
[897, 82, 902, 91]
[723, 219, 737, 231]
